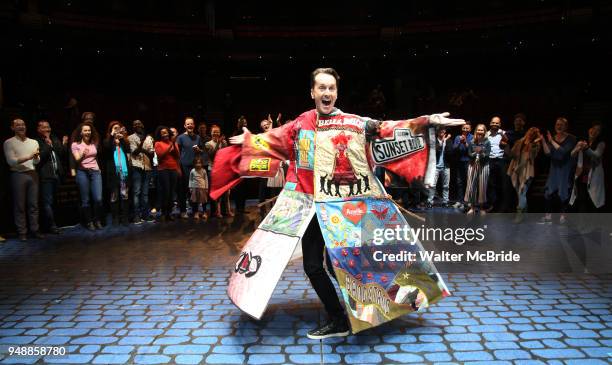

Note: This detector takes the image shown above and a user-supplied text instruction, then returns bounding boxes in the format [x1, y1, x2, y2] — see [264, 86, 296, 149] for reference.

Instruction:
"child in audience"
[189, 156, 209, 220]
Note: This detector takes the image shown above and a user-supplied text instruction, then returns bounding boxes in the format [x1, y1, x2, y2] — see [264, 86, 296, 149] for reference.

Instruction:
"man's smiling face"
[311, 73, 338, 115]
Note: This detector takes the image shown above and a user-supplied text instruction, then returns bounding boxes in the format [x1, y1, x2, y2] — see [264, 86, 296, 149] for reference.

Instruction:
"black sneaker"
[307, 319, 350, 340]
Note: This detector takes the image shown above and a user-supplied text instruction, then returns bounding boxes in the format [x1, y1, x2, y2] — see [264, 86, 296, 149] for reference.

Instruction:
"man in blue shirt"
[176, 117, 202, 219]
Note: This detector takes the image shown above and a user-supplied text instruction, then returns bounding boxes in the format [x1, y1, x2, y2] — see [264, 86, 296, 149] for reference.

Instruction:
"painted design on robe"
[316, 199, 450, 333]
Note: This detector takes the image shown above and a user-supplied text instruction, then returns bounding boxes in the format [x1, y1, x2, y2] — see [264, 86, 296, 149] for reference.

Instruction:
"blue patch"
[284, 182, 297, 191]
[296, 130, 315, 170]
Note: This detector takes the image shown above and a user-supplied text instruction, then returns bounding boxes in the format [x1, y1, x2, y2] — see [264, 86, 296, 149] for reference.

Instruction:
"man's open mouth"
[322, 99, 332, 106]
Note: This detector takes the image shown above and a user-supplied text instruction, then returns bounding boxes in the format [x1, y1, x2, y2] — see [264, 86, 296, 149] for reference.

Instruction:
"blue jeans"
[517, 178, 532, 211]
[40, 179, 58, 229]
[76, 169, 103, 207]
[76, 169, 103, 224]
[428, 167, 450, 204]
[132, 167, 151, 218]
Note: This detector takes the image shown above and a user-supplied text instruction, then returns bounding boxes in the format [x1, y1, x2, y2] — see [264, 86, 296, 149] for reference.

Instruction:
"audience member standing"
[231, 117, 250, 214]
[504, 113, 527, 210]
[427, 126, 453, 208]
[4, 119, 43, 241]
[570, 121, 605, 212]
[71, 122, 104, 230]
[540, 117, 577, 224]
[506, 113, 527, 149]
[453, 123, 473, 209]
[169, 127, 180, 206]
[486, 116, 509, 212]
[154, 126, 180, 222]
[104, 121, 131, 226]
[465, 124, 491, 215]
[267, 161, 286, 198]
[128, 120, 155, 222]
[206, 124, 231, 218]
[35, 120, 68, 234]
[189, 156, 209, 220]
[507, 127, 541, 219]
[67, 112, 97, 177]
[197, 122, 211, 167]
[197, 122, 211, 215]
[176, 117, 202, 219]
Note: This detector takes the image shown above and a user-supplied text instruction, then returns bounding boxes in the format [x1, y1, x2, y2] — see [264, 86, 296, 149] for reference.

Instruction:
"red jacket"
[155, 140, 180, 172]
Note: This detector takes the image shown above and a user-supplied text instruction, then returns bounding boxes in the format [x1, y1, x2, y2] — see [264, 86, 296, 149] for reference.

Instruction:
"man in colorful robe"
[212, 68, 464, 339]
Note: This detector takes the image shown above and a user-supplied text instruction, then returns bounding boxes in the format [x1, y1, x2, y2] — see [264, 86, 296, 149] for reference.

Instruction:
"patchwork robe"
[212, 108, 451, 333]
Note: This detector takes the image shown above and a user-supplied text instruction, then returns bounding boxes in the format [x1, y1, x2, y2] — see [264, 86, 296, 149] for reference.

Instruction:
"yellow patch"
[249, 158, 271, 172]
[252, 135, 270, 150]
[331, 215, 341, 225]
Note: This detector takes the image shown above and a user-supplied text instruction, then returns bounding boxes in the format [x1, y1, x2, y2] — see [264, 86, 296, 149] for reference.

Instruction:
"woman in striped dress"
[464, 124, 491, 214]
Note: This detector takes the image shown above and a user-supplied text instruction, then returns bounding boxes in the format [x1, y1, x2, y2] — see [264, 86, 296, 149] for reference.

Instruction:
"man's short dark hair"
[514, 113, 527, 121]
[81, 112, 95, 122]
[310, 68, 340, 88]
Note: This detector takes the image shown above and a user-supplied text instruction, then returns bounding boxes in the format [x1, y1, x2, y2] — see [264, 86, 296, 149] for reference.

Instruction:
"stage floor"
[0, 208, 610, 364]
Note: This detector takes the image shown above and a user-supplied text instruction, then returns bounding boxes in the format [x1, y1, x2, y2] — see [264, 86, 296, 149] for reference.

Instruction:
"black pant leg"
[302, 216, 345, 320]
[178, 164, 192, 213]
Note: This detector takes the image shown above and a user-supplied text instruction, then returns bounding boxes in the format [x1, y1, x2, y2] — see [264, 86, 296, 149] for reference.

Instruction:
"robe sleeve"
[210, 115, 303, 201]
[238, 118, 298, 178]
[368, 116, 436, 186]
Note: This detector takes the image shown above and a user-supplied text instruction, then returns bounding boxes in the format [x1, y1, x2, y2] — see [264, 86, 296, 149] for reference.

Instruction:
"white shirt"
[3, 136, 39, 172]
[487, 130, 505, 159]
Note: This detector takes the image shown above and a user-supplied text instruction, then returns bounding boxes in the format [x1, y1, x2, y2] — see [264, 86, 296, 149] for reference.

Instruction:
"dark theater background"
[0, 2, 611, 364]
[1, 2, 611, 228]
